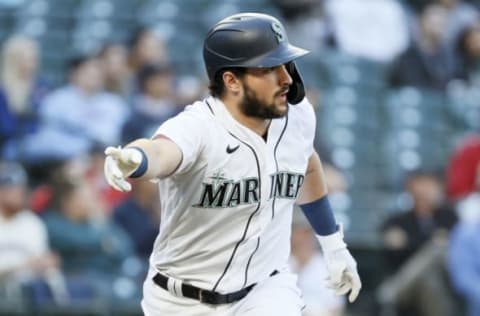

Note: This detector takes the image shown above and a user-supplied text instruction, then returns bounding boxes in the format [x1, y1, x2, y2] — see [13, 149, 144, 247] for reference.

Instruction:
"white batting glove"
[104, 146, 143, 192]
[317, 227, 362, 303]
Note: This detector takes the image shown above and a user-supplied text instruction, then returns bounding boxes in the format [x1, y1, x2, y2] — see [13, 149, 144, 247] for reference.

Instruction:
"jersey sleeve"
[293, 98, 317, 156]
[153, 105, 207, 175]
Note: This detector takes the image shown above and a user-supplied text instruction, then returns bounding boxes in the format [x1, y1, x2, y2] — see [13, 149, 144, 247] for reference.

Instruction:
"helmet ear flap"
[286, 61, 305, 105]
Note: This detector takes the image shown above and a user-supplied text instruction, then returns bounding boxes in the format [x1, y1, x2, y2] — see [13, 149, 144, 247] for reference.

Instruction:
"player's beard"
[239, 81, 288, 119]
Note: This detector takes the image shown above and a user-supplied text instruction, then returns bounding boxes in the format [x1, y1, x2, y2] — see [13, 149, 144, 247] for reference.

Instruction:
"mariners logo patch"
[271, 21, 285, 43]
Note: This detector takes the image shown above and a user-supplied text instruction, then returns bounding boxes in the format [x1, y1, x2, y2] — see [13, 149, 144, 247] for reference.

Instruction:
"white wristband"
[316, 224, 347, 253]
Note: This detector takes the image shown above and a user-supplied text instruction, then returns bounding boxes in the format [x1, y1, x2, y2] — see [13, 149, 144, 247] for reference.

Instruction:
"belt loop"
[174, 279, 183, 297]
[167, 277, 176, 295]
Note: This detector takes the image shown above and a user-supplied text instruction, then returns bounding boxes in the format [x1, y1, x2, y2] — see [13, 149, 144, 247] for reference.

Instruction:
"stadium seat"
[319, 50, 388, 88]
[385, 87, 449, 131]
[138, 0, 208, 24]
[446, 83, 480, 131]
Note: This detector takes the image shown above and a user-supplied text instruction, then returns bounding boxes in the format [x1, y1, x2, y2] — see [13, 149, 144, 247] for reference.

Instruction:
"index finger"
[105, 146, 121, 158]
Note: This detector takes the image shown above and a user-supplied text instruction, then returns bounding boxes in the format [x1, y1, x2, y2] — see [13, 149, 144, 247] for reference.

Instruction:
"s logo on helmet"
[271, 22, 285, 43]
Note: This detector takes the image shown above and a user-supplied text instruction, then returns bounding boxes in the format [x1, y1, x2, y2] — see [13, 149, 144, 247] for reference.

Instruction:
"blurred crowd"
[0, 25, 198, 314]
[2, 0, 480, 315]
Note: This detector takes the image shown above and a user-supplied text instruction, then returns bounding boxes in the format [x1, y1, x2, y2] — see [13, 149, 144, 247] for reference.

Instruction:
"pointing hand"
[104, 146, 143, 192]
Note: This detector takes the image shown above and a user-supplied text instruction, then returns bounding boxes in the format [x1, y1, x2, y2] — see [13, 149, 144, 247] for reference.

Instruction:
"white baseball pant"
[141, 267, 304, 316]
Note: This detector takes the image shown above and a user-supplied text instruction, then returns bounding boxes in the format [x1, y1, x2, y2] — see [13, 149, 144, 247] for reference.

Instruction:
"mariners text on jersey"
[269, 171, 304, 200]
[192, 171, 304, 208]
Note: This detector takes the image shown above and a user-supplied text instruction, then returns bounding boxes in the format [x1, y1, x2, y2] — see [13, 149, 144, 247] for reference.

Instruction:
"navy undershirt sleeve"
[299, 195, 337, 236]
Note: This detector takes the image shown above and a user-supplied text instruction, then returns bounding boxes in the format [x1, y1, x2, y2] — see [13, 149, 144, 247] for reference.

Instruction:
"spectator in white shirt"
[23, 55, 129, 162]
[0, 161, 63, 309]
[324, 0, 410, 62]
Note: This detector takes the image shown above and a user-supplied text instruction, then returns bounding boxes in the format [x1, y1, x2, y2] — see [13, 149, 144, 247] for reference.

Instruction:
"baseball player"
[104, 13, 361, 316]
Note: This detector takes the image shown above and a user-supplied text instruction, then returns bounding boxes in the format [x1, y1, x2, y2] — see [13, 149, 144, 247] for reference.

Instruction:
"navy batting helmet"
[203, 13, 309, 104]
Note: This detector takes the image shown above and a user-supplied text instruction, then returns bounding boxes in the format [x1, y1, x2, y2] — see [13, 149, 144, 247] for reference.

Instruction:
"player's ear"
[223, 71, 242, 95]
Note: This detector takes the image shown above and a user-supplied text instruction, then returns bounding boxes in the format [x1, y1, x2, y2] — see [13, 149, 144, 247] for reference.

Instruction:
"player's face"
[239, 64, 292, 119]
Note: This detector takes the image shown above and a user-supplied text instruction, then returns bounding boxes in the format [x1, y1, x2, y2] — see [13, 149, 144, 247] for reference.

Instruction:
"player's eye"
[248, 67, 276, 76]
[261, 67, 276, 73]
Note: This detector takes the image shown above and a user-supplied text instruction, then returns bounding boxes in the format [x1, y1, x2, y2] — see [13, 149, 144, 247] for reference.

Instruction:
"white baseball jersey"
[150, 96, 315, 294]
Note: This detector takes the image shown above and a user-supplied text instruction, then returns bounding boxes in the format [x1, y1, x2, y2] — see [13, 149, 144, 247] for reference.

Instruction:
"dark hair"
[138, 63, 173, 92]
[403, 169, 443, 187]
[66, 55, 93, 75]
[454, 22, 480, 80]
[96, 41, 126, 58]
[208, 67, 247, 98]
[48, 175, 81, 211]
[456, 23, 478, 59]
[127, 26, 151, 50]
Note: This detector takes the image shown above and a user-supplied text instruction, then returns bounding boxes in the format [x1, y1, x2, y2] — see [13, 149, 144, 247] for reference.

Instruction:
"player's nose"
[277, 64, 293, 86]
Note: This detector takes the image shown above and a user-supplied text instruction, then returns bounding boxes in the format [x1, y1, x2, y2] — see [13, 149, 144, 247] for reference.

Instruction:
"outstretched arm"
[104, 136, 182, 192]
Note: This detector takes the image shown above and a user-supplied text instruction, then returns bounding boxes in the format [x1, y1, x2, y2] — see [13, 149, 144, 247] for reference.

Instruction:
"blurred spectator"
[83, 149, 129, 213]
[0, 35, 50, 162]
[289, 163, 347, 316]
[273, 0, 335, 52]
[438, 0, 479, 46]
[445, 134, 480, 222]
[127, 27, 168, 70]
[324, 0, 409, 62]
[24, 55, 129, 163]
[113, 180, 159, 259]
[41, 174, 141, 303]
[290, 209, 345, 316]
[452, 21, 480, 85]
[0, 0, 24, 8]
[446, 134, 480, 200]
[378, 171, 457, 316]
[97, 42, 130, 97]
[382, 171, 457, 270]
[322, 164, 351, 229]
[175, 74, 208, 105]
[126, 27, 169, 98]
[121, 63, 180, 143]
[42, 175, 133, 274]
[448, 219, 480, 316]
[28, 153, 127, 217]
[0, 161, 66, 306]
[389, 3, 457, 90]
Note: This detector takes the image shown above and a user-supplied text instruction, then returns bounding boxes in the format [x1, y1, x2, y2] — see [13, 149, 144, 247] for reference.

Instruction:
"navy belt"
[152, 270, 278, 305]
